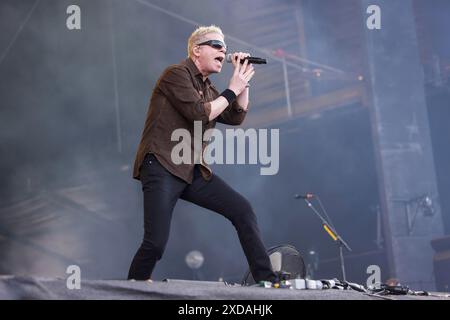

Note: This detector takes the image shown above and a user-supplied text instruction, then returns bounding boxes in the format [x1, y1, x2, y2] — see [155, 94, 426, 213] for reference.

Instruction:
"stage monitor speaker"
[241, 244, 306, 285]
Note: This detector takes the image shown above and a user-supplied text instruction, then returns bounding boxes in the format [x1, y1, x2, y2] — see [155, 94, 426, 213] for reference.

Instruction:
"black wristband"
[220, 89, 237, 105]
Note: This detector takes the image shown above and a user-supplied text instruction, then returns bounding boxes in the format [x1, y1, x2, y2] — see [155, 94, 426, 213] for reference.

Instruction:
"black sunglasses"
[197, 40, 227, 52]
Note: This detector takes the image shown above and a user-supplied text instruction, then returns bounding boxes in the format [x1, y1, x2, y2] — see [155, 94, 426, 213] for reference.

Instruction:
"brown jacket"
[133, 58, 248, 183]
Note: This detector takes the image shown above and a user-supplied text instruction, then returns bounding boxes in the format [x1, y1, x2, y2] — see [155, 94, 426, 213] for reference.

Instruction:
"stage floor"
[0, 276, 449, 300]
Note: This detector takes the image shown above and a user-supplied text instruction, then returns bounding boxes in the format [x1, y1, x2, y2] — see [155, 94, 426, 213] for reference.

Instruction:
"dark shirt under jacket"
[133, 58, 248, 184]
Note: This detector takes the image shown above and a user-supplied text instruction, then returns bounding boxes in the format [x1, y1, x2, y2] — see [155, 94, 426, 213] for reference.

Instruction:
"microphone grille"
[225, 54, 232, 63]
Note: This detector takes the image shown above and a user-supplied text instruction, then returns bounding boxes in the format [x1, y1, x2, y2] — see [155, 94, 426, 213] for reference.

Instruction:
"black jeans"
[128, 153, 276, 283]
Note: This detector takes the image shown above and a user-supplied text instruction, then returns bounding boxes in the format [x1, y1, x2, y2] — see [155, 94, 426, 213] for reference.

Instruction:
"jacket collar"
[183, 58, 211, 85]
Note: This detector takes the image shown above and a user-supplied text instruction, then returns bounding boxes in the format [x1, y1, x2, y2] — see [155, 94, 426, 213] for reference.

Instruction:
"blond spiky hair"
[187, 25, 224, 58]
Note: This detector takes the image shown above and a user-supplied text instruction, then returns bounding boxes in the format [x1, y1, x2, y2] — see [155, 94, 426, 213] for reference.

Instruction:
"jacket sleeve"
[217, 100, 248, 125]
[158, 66, 211, 125]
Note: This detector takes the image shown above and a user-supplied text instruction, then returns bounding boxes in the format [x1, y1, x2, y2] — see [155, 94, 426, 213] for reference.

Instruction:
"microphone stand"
[302, 198, 352, 282]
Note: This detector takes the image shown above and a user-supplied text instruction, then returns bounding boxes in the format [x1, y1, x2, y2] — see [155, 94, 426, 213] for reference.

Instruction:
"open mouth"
[214, 56, 224, 63]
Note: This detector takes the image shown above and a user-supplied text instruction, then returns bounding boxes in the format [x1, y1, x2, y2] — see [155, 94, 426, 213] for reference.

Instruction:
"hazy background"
[0, 0, 449, 285]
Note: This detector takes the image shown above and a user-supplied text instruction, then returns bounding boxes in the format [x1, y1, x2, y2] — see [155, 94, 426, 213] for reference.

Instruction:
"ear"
[192, 45, 201, 58]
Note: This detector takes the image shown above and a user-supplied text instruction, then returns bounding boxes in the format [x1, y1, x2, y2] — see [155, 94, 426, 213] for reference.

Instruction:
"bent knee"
[231, 198, 258, 224]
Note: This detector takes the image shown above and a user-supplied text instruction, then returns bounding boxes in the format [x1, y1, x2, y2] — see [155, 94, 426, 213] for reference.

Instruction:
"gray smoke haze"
[0, 0, 449, 285]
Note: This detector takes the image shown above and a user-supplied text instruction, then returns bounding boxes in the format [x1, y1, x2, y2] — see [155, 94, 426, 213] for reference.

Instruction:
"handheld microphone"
[294, 193, 315, 200]
[226, 54, 267, 64]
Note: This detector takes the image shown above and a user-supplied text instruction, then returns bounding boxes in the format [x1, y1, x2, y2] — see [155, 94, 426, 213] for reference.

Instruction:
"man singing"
[128, 25, 277, 284]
